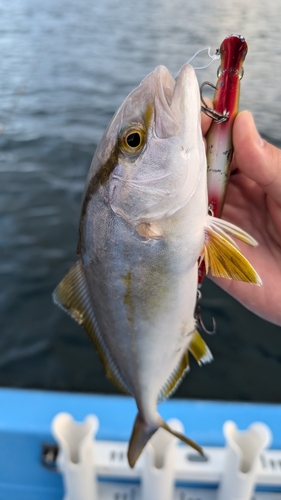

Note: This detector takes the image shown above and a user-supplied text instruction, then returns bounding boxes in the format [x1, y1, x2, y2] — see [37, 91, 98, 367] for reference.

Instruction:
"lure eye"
[119, 124, 146, 155]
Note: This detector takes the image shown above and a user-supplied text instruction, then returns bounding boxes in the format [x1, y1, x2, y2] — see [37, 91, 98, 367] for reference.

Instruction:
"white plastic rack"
[52, 413, 281, 500]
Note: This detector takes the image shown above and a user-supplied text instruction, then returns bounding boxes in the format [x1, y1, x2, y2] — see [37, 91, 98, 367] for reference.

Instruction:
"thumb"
[233, 111, 281, 203]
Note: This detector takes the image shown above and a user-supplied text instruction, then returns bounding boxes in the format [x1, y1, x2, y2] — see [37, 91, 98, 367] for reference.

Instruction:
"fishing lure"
[199, 34, 248, 286]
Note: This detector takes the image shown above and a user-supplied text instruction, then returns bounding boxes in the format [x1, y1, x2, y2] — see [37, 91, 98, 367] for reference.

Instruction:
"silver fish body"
[54, 64, 260, 467]
[79, 64, 206, 413]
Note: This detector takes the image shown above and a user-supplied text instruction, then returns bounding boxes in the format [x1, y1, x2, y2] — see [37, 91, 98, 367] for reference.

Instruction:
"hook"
[196, 290, 216, 335]
[208, 203, 214, 217]
[200, 81, 229, 123]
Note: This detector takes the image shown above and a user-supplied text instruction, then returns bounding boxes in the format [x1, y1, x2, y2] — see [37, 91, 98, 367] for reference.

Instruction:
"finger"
[233, 111, 281, 203]
[201, 97, 213, 136]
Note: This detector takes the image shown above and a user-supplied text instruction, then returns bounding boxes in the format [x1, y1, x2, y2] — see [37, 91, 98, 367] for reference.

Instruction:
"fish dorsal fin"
[204, 216, 262, 284]
[188, 330, 213, 365]
[53, 261, 131, 395]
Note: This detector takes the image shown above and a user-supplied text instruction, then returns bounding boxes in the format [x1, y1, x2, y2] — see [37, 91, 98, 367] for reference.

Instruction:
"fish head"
[93, 64, 206, 223]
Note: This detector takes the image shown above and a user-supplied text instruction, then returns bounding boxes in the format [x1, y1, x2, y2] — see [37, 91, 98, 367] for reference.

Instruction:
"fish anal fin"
[204, 221, 261, 285]
[53, 261, 131, 395]
[158, 352, 190, 402]
[189, 330, 213, 366]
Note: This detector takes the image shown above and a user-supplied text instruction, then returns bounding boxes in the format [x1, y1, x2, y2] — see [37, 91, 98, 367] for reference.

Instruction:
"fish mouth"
[155, 67, 176, 110]
[153, 64, 200, 139]
[154, 66, 178, 138]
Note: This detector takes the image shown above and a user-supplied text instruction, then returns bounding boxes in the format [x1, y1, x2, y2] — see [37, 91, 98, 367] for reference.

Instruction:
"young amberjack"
[53, 64, 261, 468]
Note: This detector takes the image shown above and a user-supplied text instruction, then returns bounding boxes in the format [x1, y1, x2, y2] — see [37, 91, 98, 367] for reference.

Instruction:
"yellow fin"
[204, 218, 261, 285]
[158, 351, 190, 402]
[158, 330, 213, 402]
[53, 261, 131, 395]
[208, 217, 258, 247]
[189, 330, 213, 365]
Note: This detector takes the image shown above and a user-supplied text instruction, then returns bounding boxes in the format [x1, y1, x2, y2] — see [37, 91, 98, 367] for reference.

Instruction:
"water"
[0, 0, 280, 400]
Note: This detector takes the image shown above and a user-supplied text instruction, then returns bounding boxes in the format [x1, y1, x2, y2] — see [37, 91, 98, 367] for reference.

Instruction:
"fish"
[199, 34, 248, 284]
[53, 63, 261, 468]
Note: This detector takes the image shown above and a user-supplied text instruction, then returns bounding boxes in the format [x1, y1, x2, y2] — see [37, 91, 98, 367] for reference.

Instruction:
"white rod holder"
[141, 418, 184, 500]
[52, 412, 99, 500]
[217, 420, 272, 500]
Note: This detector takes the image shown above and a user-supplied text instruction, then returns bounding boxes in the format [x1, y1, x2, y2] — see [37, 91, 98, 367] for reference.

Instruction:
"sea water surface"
[0, 0, 281, 401]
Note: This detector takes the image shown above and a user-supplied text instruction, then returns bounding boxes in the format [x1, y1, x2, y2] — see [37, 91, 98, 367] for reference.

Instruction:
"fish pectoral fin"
[207, 215, 258, 247]
[136, 222, 163, 240]
[189, 330, 213, 365]
[53, 261, 131, 395]
[127, 413, 203, 468]
[204, 216, 262, 284]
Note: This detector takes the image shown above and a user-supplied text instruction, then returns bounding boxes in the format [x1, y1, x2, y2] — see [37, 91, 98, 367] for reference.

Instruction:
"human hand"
[201, 110, 281, 326]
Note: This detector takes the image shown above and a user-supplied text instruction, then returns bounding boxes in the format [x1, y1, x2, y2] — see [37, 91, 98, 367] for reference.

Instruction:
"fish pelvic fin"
[53, 261, 131, 395]
[127, 413, 203, 468]
[204, 216, 262, 285]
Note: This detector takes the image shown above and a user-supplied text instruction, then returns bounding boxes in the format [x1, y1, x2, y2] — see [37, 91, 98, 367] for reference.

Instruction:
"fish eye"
[119, 123, 146, 155]
[126, 132, 141, 148]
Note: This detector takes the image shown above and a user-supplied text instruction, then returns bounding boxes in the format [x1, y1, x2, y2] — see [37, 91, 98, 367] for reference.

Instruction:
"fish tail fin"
[127, 414, 158, 468]
[160, 419, 204, 455]
[127, 413, 203, 468]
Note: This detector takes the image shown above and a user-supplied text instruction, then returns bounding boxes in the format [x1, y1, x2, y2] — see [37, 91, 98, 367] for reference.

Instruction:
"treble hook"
[196, 289, 216, 335]
[200, 81, 229, 124]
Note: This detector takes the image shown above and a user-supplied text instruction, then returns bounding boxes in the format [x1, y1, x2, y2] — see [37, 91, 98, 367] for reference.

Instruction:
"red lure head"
[214, 34, 248, 117]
